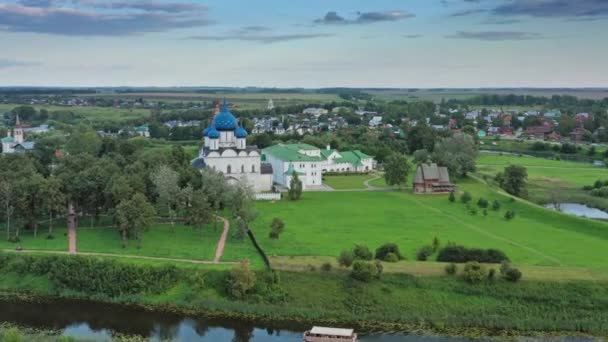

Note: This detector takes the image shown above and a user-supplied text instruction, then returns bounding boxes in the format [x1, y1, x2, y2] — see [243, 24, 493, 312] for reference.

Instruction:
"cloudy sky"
[0, 0, 607, 88]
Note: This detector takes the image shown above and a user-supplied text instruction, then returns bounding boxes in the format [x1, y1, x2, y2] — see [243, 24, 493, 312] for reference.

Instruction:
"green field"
[0, 104, 150, 123]
[323, 174, 375, 189]
[251, 180, 608, 270]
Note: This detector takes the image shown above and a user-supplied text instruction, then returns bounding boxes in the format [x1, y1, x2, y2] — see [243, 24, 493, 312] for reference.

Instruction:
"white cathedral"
[192, 101, 273, 192]
[1, 115, 35, 154]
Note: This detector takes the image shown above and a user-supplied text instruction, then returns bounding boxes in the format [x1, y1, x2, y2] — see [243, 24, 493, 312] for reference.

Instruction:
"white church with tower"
[1, 115, 35, 154]
[192, 101, 273, 192]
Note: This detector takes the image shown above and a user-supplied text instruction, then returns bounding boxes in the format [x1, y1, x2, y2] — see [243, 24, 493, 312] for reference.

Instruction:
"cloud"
[403, 34, 422, 39]
[492, 0, 608, 18]
[314, 10, 414, 25]
[188, 33, 334, 44]
[0, 1, 211, 36]
[0, 58, 41, 69]
[446, 31, 543, 41]
[449, 9, 487, 17]
[483, 18, 521, 25]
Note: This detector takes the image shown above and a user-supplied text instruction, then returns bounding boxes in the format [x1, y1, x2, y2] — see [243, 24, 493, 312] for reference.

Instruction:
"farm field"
[368, 88, 608, 102]
[0, 103, 150, 123]
[251, 179, 608, 270]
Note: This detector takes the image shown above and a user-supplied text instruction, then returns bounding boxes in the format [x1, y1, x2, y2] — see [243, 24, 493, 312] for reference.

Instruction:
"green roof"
[1, 136, 14, 143]
[263, 144, 325, 162]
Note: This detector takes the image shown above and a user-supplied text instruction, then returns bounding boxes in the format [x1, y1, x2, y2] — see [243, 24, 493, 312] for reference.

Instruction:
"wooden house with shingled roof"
[413, 162, 455, 194]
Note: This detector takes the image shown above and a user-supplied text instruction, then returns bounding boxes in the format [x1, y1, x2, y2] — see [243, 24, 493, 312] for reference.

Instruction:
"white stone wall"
[203, 149, 272, 192]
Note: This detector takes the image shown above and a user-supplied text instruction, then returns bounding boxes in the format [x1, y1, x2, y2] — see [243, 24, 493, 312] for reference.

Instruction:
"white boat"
[303, 326, 358, 342]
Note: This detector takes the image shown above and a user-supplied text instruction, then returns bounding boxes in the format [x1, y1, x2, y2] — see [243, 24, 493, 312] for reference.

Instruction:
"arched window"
[251, 165, 256, 173]
[227, 165, 232, 174]
[241, 165, 245, 173]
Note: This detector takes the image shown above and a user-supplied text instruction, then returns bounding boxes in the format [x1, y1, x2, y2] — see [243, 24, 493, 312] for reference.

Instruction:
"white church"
[192, 101, 273, 192]
[1, 115, 35, 154]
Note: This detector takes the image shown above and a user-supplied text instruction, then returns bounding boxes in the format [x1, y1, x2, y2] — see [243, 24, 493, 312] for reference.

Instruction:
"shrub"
[504, 210, 516, 220]
[1, 327, 23, 342]
[491, 200, 501, 211]
[488, 268, 496, 281]
[321, 262, 332, 272]
[353, 244, 373, 260]
[448, 191, 455, 203]
[351, 261, 381, 282]
[469, 207, 478, 215]
[483, 209, 488, 217]
[461, 191, 472, 204]
[226, 260, 256, 299]
[375, 243, 404, 261]
[384, 252, 399, 263]
[269, 218, 285, 239]
[374, 260, 384, 277]
[338, 250, 355, 267]
[462, 261, 487, 283]
[477, 198, 489, 208]
[437, 244, 509, 263]
[445, 263, 457, 275]
[416, 245, 434, 261]
[432, 237, 440, 252]
[504, 268, 523, 282]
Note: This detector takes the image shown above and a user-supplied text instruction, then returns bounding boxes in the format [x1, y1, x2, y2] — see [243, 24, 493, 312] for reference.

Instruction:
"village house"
[413, 162, 455, 194]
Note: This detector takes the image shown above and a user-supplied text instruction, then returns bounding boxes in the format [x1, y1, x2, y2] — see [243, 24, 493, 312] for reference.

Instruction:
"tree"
[432, 133, 477, 177]
[406, 123, 436, 153]
[413, 149, 429, 164]
[491, 200, 501, 211]
[288, 171, 303, 201]
[383, 153, 411, 188]
[496, 165, 528, 197]
[227, 260, 256, 299]
[151, 165, 181, 231]
[448, 191, 455, 202]
[338, 250, 355, 267]
[188, 189, 214, 239]
[269, 217, 285, 239]
[116, 193, 156, 248]
[65, 125, 102, 156]
[462, 261, 487, 283]
[200, 169, 230, 231]
[350, 261, 382, 282]
[353, 244, 373, 260]
[40, 176, 66, 238]
[229, 181, 257, 240]
[461, 191, 472, 204]
[0, 181, 15, 241]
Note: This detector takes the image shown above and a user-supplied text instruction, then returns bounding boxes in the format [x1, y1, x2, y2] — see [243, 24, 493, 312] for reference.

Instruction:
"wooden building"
[413, 163, 455, 194]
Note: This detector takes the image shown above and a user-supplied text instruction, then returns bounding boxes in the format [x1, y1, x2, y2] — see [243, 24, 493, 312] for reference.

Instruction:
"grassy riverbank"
[1, 252, 607, 338]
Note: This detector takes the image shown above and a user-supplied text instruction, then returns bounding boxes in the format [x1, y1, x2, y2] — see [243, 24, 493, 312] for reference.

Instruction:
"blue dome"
[213, 101, 238, 131]
[203, 125, 212, 137]
[207, 126, 220, 139]
[235, 126, 248, 138]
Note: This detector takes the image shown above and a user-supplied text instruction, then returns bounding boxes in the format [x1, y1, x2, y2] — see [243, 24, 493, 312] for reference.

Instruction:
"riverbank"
[1, 252, 607, 339]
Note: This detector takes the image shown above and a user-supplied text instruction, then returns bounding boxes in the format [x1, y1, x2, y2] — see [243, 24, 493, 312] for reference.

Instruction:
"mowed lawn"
[323, 174, 376, 189]
[252, 180, 608, 270]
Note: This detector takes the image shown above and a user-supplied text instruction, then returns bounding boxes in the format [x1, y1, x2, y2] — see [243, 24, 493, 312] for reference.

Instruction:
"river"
[544, 203, 608, 220]
[0, 299, 600, 341]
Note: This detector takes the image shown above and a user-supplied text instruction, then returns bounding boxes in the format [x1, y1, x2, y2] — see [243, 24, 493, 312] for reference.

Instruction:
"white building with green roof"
[262, 144, 374, 190]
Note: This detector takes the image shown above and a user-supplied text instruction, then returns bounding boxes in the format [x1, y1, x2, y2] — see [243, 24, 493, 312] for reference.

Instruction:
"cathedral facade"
[192, 101, 273, 192]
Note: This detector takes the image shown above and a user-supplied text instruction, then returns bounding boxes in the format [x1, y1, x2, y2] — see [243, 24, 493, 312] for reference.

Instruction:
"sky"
[0, 0, 607, 88]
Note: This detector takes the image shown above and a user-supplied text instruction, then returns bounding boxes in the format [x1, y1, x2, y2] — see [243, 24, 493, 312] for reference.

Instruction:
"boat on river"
[303, 326, 358, 342]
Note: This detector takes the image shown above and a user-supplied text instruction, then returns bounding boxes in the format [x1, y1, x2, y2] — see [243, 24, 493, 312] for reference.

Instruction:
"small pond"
[545, 203, 608, 219]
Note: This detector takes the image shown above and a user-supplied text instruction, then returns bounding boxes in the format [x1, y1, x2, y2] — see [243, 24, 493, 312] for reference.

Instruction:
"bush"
[353, 244, 373, 260]
[338, 250, 355, 267]
[504, 268, 523, 282]
[445, 263, 457, 275]
[375, 243, 404, 261]
[416, 245, 434, 261]
[437, 244, 509, 263]
[384, 252, 399, 263]
[462, 261, 487, 283]
[483, 209, 488, 217]
[448, 191, 455, 203]
[226, 260, 256, 299]
[461, 191, 472, 204]
[491, 200, 501, 211]
[504, 210, 516, 220]
[488, 268, 496, 281]
[350, 261, 382, 282]
[477, 198, 489, 208]
[321, 262, 332, 272]
[469, 207, 478, 215]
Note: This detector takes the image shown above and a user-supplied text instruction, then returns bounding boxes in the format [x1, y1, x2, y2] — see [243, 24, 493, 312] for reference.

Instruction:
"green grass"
[0, 104, 150, 123]
[252, 180, 608, 270]
[323, 174, 376, 189]
[0, 226, 69, 251]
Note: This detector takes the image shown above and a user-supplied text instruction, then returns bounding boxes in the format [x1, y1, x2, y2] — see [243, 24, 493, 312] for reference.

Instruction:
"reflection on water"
[545, 203, 608, 219]
[0, 298, 601, 341]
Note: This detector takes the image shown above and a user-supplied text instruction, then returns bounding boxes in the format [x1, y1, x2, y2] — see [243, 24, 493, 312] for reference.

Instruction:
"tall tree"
[151, 165, 181, 231]
[288, 171, 303, 201]
[228, 181, 257, 240]
[40, 176, 66, 238]
[116, 193, 156, 248]
[188, 189, 214, 239]
[0, 182, 14, 241]
[432, 133, 478, 177]
[200, 169, 229, 231]
[496, 165, 528, 197]
[383, 153, 411, 189]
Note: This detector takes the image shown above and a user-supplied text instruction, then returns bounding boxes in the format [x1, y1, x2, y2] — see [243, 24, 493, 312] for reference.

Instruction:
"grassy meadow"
[251, 179, 608, 270]
[0, 104, 150, 123]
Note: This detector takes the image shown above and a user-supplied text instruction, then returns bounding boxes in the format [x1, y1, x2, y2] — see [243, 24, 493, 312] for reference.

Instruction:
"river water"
[0, 299, 600, 342]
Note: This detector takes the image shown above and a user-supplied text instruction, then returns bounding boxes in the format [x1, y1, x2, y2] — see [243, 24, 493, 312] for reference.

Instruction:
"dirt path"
[214, 216, 230, 263]
[67, 203, 77, 255]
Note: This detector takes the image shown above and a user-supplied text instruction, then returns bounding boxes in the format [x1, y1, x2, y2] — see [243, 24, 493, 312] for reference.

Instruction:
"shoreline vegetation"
[1, 252, 607, 339]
